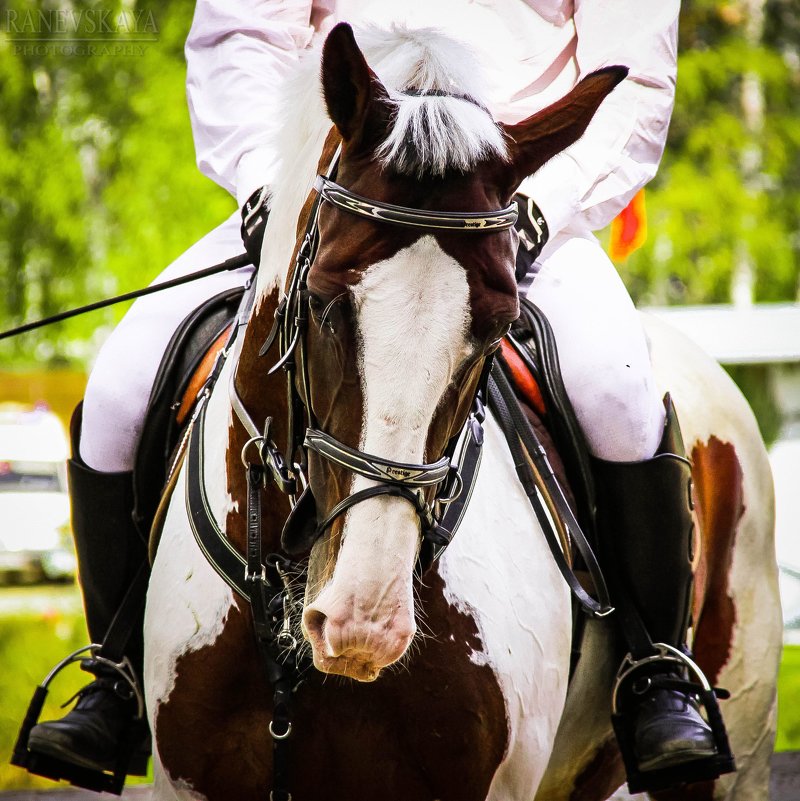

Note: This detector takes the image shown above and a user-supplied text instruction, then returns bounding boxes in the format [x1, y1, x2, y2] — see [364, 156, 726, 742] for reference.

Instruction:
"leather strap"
[315, 176, 518, 232]
[304, 429, 451, 487]
[96, 562, 150, 665]
[186, 401, 250, 600]
[488, 365, 613, 617]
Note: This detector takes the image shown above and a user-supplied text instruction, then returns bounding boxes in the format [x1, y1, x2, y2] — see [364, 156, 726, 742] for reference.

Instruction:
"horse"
[143, 19, 781, 801]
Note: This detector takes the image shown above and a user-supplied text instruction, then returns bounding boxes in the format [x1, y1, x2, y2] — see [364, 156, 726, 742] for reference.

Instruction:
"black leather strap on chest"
[185, 398, 301, 801]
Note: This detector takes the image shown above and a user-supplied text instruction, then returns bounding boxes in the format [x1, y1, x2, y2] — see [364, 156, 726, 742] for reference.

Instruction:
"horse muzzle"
[302, 605, 417, 681]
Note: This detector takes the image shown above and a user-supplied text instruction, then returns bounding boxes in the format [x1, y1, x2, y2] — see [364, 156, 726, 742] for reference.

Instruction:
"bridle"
[181, 108, 613, 801]
[314, 175, 519, 231]
[183, 150, 517, 801]
[232, 146, 519, 573]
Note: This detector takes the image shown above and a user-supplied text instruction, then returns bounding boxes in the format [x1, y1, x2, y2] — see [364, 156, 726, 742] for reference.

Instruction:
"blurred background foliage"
[619, 0, 800, 306]
[0, 0, 798, 368]
[0, 0, 234, 367]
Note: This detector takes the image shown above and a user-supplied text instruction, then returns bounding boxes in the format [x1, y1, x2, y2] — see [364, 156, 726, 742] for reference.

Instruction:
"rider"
[26, 0, 731, 793]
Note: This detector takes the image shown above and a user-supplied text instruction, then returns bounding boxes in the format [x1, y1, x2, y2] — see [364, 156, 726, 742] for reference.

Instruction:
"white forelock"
[257, 19, 505, 297]
[357, 23, 508, 177]
[377, 91, 507, 178]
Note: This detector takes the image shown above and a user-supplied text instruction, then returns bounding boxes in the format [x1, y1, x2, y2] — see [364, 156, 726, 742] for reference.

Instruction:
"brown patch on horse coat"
[155, 570, 507, 801]
[567, 737, 625, 801]
[690, 437, 744, 686]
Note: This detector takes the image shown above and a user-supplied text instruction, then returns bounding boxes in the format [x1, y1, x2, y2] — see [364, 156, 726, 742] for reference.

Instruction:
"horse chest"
[150, 564, 508, 801]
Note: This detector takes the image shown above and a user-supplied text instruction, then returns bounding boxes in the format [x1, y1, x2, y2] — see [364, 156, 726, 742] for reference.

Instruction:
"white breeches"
[80, 221, 663, 472]
[80, 212, 252, 472]
[525, 231, 665, 462]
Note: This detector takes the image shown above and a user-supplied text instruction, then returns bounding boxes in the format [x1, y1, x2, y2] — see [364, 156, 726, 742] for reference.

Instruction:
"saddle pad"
[496, 342, 576, 541]
[505, 298, 597, 540]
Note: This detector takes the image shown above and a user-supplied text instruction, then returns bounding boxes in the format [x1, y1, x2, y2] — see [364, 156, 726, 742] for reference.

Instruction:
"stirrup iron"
[611, 643, 735, 794]
[10, 644, 147, 795]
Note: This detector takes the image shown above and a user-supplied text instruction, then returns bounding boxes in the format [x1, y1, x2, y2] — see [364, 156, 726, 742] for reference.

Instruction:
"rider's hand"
[241, 186, 271, 267]
[513, 193, 549, 282]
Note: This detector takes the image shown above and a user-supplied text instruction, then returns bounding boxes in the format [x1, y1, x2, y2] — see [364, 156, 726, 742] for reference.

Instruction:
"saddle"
[131, 285, 245, 541]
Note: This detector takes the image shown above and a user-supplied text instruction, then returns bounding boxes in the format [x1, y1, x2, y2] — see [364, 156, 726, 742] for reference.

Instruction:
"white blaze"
[344, 235, 472, 551]
[303, 236, 473, 673]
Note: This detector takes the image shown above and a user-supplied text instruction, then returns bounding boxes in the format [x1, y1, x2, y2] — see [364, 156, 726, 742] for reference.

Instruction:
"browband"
[313, 176, 518, 232]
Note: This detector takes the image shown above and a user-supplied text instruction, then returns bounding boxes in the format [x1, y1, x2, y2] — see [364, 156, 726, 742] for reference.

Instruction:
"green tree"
[617, 0, 800, 306]
[0, 0, 234, 367]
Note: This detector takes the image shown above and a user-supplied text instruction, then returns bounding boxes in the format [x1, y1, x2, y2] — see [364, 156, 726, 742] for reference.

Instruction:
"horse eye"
[308, 292, 343, 335]
[308, 293, 326, 315]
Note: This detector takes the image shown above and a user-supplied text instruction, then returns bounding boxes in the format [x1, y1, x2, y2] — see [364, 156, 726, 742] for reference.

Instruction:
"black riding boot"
[592, 397, 734, 793]
[26, 410, 150, 779]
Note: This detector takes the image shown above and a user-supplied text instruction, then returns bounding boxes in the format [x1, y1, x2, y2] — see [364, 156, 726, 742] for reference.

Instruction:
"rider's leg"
[27, 413, 151, 774]
[27, 212, 252, 776]
[525, 230, 665, 463]
[80, 211, 250, 472]
[527, 231, 725, 786]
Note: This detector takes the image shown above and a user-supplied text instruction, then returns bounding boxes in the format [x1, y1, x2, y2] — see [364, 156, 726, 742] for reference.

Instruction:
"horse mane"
[258, 21, 505, 293]
[272, 22, 507, 184]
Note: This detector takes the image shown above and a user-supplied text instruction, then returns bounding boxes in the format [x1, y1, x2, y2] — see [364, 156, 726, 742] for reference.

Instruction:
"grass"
[0, 588, 90, 791]
[0, 587, 797, 790]
[776, 644, 800, 752]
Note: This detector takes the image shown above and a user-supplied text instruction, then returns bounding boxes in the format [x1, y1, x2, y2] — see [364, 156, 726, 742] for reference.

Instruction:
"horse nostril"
[302, 607, 328, 649]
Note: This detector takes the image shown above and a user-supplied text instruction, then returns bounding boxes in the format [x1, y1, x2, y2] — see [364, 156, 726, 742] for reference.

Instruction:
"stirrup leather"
[611, 643, 735, 794]
[10, 644, 147, 795]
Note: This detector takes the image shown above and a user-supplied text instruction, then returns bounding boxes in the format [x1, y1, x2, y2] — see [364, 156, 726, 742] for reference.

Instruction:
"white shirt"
[185, 0, 678, 238]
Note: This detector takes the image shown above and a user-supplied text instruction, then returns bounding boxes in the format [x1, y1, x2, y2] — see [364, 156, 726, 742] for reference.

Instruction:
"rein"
[0, 253, 252, 341]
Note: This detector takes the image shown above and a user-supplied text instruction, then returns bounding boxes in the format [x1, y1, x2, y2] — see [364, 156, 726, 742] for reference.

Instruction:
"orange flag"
[609, 188, 647, 262]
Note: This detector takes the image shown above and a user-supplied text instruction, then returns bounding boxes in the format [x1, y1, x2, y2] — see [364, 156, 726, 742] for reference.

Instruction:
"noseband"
[232, 149, 516, 572]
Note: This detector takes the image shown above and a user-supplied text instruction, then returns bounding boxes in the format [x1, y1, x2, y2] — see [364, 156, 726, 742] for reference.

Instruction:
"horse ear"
[499, 66, 628, 192]
[321, 22, 390, 145]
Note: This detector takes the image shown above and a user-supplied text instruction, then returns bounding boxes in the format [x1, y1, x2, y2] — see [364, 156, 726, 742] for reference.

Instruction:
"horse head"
[288, 23, 626, 681]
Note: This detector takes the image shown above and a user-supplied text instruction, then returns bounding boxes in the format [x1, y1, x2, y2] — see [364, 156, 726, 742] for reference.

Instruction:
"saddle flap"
[132, 286, 245, 539]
